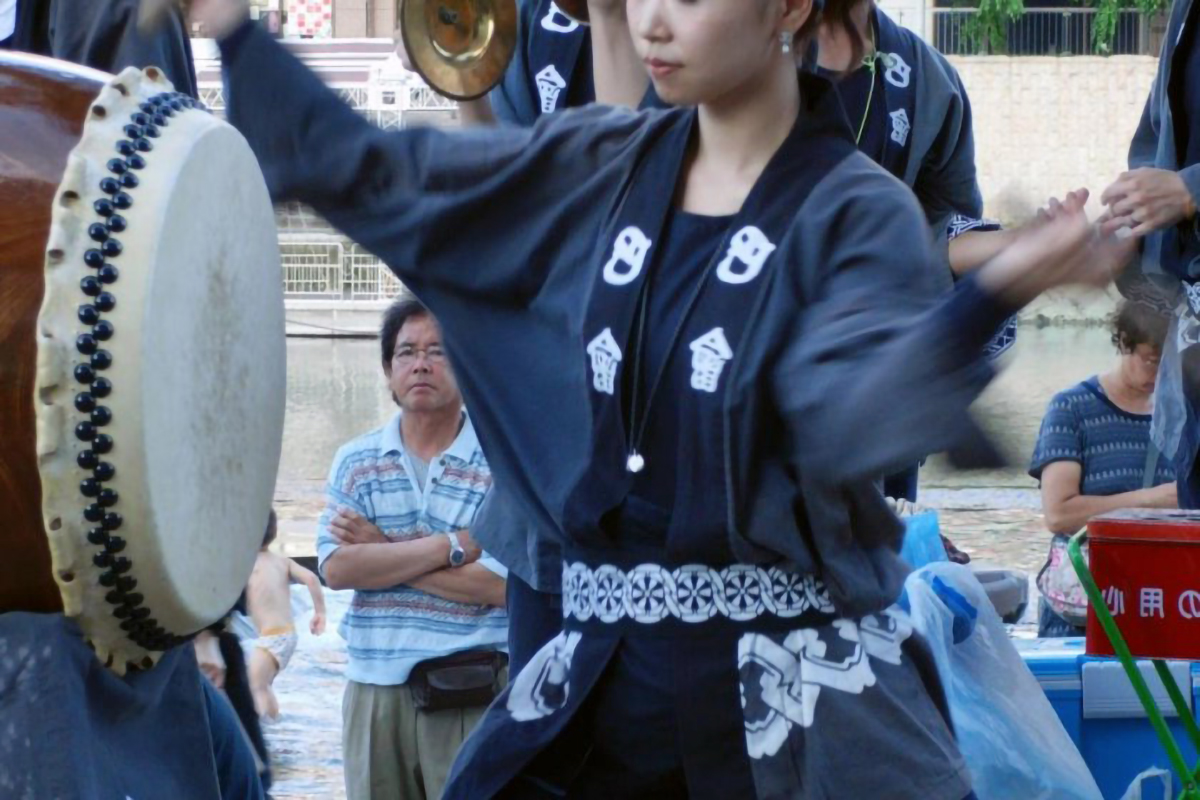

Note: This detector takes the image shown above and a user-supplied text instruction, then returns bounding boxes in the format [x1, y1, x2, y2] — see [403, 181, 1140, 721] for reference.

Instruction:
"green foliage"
[961, 0, 1025, 53]
[960, 0, 1169, 55]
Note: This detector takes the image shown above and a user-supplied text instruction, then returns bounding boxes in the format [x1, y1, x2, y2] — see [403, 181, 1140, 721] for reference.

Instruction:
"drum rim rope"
[73, 84, 206, 659]
[38, 66, 209, 670]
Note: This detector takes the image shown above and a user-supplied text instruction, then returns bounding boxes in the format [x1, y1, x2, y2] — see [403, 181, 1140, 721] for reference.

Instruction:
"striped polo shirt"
[316, 411, 508, 685]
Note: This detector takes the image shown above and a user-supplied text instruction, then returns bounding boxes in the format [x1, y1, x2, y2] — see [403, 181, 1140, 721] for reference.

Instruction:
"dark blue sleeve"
[1129, 89, 1160, 170]
[48, 0, 198, 97]
[913, 57, 983, 228]
[1029, 390, 1084, 481]
[219, 22, 662, 547]
[219, 22, 645, 303]
[774, 163, 1011, 485]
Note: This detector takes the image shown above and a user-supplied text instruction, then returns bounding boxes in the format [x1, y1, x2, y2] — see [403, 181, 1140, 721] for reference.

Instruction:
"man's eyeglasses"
[393, 346, 446, 366]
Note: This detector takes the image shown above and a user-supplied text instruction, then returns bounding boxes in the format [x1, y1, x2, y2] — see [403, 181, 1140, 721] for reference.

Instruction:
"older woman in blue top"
[1031, 301, 1177, 637]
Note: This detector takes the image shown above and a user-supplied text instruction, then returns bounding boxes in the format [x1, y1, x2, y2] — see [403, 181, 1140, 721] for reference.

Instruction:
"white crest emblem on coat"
[716, 226, 776, 285]
[603, 226, 653, 286]
[507, 631, 583, 722]
[881, 52, 911, 88]
[738, 610, 913, 759]
[1179, 289, 1200, 350]
[689, 328, 734, 393]
[889, 109, 911, 147]
[541, 2, 581, 33]
[535, 65, 568, 113]
[1186, 282, 1200, 316]
[587, 328, 622, 395]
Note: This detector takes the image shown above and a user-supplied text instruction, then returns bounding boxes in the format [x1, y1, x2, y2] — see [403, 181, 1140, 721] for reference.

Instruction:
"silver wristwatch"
[447, 532, 467, 568]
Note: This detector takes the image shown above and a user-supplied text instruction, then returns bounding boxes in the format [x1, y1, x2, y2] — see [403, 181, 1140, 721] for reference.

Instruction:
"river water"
[278, 325, 1119, 489]
[265, 325, 1119, 798]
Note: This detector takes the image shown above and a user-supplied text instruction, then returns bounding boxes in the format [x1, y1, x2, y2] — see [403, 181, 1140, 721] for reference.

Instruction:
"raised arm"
[193, 0, 650, 306]
[776, 166, 1131, 486]
[588, 0, 650, 108]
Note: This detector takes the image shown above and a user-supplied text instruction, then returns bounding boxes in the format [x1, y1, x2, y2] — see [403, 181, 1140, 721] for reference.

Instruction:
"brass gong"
[401, 0, 518, 101]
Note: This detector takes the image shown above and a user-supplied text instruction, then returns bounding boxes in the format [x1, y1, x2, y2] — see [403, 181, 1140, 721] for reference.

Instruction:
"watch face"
[450, 550, 466, 567]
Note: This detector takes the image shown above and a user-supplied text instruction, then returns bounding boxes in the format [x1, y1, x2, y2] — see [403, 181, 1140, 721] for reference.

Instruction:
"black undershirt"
[624, 208, 733, 515]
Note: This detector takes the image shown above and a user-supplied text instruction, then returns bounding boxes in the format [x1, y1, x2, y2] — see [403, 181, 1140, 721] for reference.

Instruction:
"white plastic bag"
[1120, 768, 1172, 800]
[904, 562, 1102, 800]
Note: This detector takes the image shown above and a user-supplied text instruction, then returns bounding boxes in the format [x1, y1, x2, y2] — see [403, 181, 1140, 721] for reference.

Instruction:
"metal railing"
[279, 240, 406, 301]
[198, 85, 225, 110]
[194, 81, 454, 118]
[346, 245, 405, 301]
[280, 242, 345, 299]
[932, 7, 1155, 56]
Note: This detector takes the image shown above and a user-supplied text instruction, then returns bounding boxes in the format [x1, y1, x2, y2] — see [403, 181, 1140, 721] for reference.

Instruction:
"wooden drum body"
[0, 53, 286, 671]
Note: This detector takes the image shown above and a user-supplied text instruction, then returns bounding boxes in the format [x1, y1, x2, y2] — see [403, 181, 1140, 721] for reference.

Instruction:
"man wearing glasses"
[317, 297, 508, 800]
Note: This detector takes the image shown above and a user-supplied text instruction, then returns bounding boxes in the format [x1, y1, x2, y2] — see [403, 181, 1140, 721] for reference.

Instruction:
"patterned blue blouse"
[1030, 376, 1176, 494]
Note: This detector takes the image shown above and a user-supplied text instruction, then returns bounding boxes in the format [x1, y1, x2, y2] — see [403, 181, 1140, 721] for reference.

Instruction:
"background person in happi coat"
[1101, 0, 1200, 513]
[191, 0, 1130, 795]
[0, 0, 197, 96]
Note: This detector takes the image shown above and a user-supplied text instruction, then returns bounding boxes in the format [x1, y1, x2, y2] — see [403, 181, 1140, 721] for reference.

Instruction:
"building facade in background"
[242, 0, 392, 39]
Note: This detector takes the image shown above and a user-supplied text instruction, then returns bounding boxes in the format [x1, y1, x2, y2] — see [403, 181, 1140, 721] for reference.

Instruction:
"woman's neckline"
[1092, 373, 1153, 418]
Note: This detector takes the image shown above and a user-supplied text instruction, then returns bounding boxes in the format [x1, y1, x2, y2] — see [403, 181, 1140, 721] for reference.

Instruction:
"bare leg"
[248, 647, 281, 720]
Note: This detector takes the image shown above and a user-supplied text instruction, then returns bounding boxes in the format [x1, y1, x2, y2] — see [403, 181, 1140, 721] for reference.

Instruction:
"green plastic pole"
[1154, 659, 1200, 756]
[1067, 531, 1200, 800]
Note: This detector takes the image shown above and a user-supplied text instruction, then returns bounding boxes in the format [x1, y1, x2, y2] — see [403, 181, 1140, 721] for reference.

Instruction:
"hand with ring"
[1100, 168, 1197, 237]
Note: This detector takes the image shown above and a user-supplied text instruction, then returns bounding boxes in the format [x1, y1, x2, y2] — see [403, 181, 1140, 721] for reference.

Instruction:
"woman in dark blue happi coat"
[590, 0, 1023, 503]
[193, 0, 1127, 796]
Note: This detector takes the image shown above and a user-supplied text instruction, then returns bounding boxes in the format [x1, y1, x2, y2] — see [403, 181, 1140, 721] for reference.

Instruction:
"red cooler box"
[1087, 509, 1200, 660]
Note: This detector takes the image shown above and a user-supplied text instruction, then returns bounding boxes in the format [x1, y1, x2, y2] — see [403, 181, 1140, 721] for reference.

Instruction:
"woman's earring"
[781, 31, 794, 54]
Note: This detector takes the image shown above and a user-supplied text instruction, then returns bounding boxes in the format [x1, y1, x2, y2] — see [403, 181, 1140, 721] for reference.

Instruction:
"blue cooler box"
[1016, 637, 1200, 799]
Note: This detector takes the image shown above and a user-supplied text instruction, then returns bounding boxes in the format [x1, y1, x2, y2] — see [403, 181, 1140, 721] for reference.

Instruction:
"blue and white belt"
[561, 561, 834, 625]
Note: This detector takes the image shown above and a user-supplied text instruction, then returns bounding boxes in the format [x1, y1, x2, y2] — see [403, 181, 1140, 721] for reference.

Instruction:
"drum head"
[35, 66, 285, 671]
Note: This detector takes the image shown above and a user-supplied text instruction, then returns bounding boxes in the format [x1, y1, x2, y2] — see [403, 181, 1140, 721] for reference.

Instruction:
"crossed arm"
[321, 509, 505, 607]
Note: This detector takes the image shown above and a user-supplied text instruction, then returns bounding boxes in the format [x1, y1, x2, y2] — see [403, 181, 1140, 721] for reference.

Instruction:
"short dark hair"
[1111, 299, 1170, 354]
[263, 508, 278, 548]
[818, 0, 867, 74]
[380, 295, 432, 368]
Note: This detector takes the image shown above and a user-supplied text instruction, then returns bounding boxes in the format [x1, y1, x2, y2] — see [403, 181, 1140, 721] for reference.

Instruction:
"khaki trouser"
[342, 678, 491, 800]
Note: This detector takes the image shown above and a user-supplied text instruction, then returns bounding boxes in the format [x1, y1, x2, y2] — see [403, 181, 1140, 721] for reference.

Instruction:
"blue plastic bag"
[899, 510, 948, 569]
[905, 563, 1102, 800]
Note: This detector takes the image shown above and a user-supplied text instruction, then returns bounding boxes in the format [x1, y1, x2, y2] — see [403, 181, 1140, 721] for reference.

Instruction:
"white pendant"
[626, 452, 645, 473]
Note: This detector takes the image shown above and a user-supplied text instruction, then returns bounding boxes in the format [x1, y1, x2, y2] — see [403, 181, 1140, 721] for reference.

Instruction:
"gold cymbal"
[555, 0, 589, 24]
[401, 0, 518, 102]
